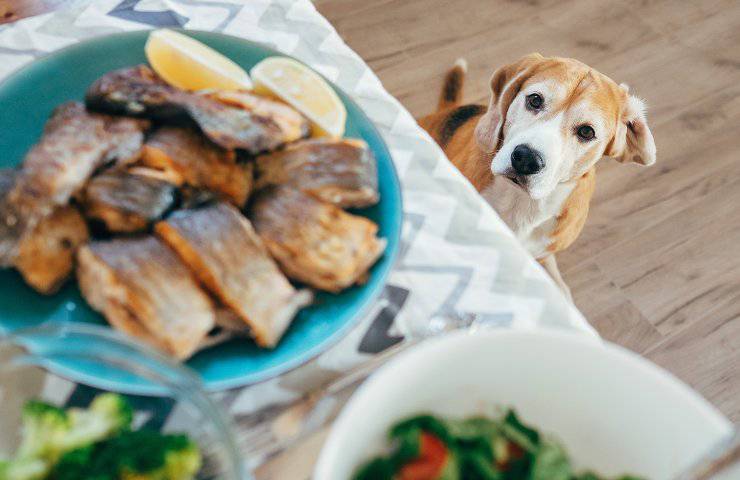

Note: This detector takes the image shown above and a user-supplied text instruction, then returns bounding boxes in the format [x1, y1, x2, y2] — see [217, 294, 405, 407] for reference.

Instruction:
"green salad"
[353, 409, 645, 480]
[0, 394, 200, 480]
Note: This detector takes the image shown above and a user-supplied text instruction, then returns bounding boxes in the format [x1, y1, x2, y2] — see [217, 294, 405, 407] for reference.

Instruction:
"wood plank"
[566, 261, 662, 354]
[646, 297, 740, 422]
[592, 174, 740, 336]
[256, 430, 328, 480]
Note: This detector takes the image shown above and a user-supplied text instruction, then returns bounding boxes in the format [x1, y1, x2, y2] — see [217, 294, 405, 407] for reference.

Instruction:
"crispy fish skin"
[255, 138, 379, 208]
[40, 102, 149, 167]
[140, 127, 253, 206]
[82, 169, 177, 233]
[0, 102, 148, 265]
[102, 115, 151, 166]
[86, 65, 289, 153]
[251, 186, 386, 293]
[85, 65, 183, 118]
[77, 237, 215, 360]
[15, 206, 89, 294]
[186, 98, 285, 153]
[210, 90, 310, 144]
[155, 202, 312, 348]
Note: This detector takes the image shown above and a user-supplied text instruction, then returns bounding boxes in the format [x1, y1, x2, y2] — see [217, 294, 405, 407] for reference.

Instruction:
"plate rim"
[0, 29, 403, 396]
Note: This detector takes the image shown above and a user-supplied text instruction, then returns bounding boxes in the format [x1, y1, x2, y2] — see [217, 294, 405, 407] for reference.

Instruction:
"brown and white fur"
[419, 54, 656, 299]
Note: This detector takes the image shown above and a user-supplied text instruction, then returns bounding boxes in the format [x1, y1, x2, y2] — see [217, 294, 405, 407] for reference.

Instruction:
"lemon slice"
[251, 57, 346, 138]
[145, 29, 252, 91]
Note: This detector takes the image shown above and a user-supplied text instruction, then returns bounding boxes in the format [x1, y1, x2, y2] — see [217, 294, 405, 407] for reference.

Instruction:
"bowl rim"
[315, 328, 732, 477]
[1, 322, 250, 480]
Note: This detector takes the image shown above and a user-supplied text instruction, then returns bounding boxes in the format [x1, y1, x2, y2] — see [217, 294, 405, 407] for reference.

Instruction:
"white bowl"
[315, 330, 732, 480]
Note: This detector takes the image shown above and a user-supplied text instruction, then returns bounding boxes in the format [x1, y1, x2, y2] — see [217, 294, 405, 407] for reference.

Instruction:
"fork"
[202, 311, 483, 476]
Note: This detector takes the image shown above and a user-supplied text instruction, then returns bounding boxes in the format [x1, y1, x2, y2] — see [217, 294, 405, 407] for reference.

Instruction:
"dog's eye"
[525, 93, 544, 111]
[576, 125, 596, 141]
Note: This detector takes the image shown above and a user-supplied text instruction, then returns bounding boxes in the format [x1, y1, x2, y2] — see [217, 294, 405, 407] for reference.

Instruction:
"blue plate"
[0, 30, 402, 395]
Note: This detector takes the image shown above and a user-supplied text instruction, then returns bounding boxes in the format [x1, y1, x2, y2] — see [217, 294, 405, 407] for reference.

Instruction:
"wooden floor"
[313, 0, 740, 422]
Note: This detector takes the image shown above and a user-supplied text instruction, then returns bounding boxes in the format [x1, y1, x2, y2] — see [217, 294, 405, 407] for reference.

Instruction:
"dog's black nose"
[511, 144, 544, 175]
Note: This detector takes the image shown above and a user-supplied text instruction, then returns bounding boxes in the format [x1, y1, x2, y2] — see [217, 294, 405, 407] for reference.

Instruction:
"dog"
[419, 54, 656, 299]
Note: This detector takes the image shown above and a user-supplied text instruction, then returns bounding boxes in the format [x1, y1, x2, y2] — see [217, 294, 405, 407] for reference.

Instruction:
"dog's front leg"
[538, 254, 572, 303]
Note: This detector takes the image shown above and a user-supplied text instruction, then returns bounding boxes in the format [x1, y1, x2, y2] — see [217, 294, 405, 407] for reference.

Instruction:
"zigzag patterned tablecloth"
[0, 0, 594, 471]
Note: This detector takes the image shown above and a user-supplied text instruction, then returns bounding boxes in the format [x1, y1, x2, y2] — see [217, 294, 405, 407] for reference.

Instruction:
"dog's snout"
[511, 144, 544, 175]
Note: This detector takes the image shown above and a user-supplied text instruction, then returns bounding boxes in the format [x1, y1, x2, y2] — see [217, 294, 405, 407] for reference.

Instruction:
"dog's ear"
[475, 53, 544, 153]
[606, 84, 656, 166]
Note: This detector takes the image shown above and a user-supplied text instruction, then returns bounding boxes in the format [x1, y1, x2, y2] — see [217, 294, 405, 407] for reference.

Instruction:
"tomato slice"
[398, 432, 449, 480]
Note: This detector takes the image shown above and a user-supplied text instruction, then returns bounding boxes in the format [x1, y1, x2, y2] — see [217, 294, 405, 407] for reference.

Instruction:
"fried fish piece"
[77, 237, 215, 360]
[210, 90, 309, 145]
[251, 186, 386, 293]
[140, 127, 253, 206]
[82, 169, 177, 233]
[86, 65, 292, 153]
[0, 168, 89, 294]
[155, 202, 312, 347]
[15, 206, 89, 294]
[0, 102, 148, 265]
[255, 138, 379, 208]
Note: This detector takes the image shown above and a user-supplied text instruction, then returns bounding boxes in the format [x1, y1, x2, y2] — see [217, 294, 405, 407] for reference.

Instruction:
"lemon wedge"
[145, 29, 252, 91]
[251, 57, 346, 138]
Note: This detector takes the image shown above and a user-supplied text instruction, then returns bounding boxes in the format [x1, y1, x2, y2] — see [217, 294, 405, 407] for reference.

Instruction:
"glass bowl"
[0, 322, 250, 480]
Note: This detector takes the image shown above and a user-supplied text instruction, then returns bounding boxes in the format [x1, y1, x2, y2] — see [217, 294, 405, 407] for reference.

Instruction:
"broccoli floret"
[158, 439, 201, 480]
[114, 430, 201, 480]
[8, 395, 197, 480]
[9, 394, 132, 476]
[16, 401, 70, 461]
[90, 394, 134, 428]
[57, 393, 133, 454]
[47, 444, 112, 480]
[50, 430, 201, 480]
[0, 457, 49, 480]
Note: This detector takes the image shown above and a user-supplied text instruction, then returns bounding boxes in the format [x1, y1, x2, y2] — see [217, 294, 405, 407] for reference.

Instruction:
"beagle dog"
[419, 54, 656, 299]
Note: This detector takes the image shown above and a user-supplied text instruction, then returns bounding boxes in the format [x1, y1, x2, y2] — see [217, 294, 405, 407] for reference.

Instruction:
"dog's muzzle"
[511, 144, 544, 176]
